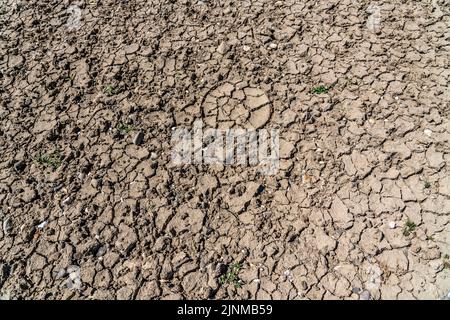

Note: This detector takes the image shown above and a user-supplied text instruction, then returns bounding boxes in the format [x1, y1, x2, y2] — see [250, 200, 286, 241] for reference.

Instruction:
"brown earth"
[0, 0, 450, 300]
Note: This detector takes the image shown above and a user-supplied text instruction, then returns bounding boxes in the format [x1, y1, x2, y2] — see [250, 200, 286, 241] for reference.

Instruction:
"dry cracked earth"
[1, 0, 450, 300]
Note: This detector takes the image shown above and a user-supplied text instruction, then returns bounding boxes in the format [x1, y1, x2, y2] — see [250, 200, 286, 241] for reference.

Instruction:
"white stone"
[37, 221, 48, 229]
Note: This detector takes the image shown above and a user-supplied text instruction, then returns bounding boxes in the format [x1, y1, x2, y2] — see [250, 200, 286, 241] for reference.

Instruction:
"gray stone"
[2, 218, 12, 235]
[96, 245, 108, 257]
[301, 281, 308, 290]
[56, 268, 67, 279]
[359, 290, 371, 300]
[61, 197, 72, 206]
[133, 131, 144, 145]
[14, 161, 26, 172]
[352, 287, 362, 294]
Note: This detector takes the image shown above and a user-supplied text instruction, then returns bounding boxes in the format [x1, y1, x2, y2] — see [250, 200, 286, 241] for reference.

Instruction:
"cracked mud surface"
[1, 0, 450, 300]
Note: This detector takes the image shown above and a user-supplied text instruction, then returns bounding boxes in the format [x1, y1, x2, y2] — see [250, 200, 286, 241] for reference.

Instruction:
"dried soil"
[0, 0, 450, 300]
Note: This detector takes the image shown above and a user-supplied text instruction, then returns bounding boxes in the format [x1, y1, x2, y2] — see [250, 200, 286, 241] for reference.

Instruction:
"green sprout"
[311, 85, 328, 94]
[118, 123, 133, 135]
[403, 219, 417, 236]
[104, 85, 119, 96]
[219, 263, 243, 288]
[67, 73, 76, 83]
[36, 148, 62, 170]
[444, 255, 450, 269]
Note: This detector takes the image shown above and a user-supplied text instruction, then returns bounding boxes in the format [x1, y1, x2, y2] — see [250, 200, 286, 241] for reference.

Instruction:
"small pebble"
[352, 287, 362, 294]
[96, 245, 108, 257]
[133, 131, 144, 145]
[14, 161, 26, 172]
[388, 221, 396, 229]
[268, 43, 278, 49]
[301, 281, 308, 290]
[2, 218, 12, 235]
[56, 268, 67, 279]
[37, 221, 47, 229]
[424, 129, 432, 137]
[67, 265, 79, 275]
[69, 272, 78, 281]
[61, 197, 72, 206]
[359, 290, 371, 300]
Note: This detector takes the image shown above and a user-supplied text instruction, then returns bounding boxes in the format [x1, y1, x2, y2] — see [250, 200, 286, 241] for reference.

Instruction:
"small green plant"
[104, 84, 119, 96]
[424, 181, 431, 189]
[426, 235, 434, 241]
[444, 255, 450, 269]
[118, 123, 133, 135]
[36, 148, 62, 170]
[219, 263, 243, 288]
[67, 73, 76, 83]
[311, 85, 328, 94]
[403, 219, 417, 236]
